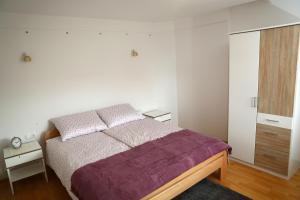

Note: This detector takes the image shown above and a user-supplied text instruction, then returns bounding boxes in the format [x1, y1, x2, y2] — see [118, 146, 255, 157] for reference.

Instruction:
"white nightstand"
[143, 110, 171, 122]
[3, 140, 48, 195]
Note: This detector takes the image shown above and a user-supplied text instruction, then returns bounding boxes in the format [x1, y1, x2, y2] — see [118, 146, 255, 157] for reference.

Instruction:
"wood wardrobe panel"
[255, 124, 290, 176]
[258, 25, 300, 117]
[255, 144, 289, 175]
[255, 123, 291, 153]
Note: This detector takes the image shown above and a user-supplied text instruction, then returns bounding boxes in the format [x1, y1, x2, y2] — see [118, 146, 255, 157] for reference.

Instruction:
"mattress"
[46, 132, 130, 192]
[103, 118, 181, 147]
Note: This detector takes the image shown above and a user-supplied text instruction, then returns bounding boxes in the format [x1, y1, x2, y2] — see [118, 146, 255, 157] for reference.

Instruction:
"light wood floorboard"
[0, 168, 71, 200]
[210, 161, 300, 200]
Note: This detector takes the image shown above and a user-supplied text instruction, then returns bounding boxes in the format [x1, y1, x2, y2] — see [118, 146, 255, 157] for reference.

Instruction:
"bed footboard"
[142, 150, 228, 200]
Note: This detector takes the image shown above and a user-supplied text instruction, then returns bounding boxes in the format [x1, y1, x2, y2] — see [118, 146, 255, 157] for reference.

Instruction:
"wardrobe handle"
[265, 119, 280, 123]
[251, 97, 257, 108]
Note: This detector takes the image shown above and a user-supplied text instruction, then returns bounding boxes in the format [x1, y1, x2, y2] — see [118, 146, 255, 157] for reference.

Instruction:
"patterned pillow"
[96, 104, 145, 128]
[51, 111, 107, 141]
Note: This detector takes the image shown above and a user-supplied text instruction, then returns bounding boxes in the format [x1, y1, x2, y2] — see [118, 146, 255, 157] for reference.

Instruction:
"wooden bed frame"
[45, 128, 228, 200]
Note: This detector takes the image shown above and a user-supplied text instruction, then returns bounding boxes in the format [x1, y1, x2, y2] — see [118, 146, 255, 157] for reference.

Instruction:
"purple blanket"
[71, 130, 231, 200]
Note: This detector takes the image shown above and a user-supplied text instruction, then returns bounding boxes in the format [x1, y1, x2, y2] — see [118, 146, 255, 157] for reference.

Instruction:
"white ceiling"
[0, 0, 256, 21]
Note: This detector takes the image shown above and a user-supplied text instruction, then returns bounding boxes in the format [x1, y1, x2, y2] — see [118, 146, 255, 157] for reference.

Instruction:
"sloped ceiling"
[270, 0, 300, 19]
[0, 0, 256, 21]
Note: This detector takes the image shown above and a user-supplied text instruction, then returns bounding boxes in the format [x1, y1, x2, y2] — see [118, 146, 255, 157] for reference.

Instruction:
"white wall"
[0, 13, 177, 179]
[175, 11, 229, 141]
[175, 0, 300, 142]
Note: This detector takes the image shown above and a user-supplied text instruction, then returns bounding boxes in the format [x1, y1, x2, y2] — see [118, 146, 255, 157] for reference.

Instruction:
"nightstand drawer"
[5, 150, 43, 168]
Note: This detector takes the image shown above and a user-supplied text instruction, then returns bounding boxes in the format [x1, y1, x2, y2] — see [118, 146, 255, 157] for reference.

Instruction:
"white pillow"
[96, 104, 145, 128]
[51, 111, 107, 141]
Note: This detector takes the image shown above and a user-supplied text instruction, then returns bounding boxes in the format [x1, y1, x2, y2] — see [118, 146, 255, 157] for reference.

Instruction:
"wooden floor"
[0, 161, 299, 200]
[0, 169, 71, 200]
[210, 161, 300, 200]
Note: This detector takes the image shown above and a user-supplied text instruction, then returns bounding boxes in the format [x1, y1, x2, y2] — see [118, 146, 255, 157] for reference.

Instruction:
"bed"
[45, 118, 229, 200]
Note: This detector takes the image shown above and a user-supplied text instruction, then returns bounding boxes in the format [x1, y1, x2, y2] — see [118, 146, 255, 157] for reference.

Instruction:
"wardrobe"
[228, 24, 300, 178]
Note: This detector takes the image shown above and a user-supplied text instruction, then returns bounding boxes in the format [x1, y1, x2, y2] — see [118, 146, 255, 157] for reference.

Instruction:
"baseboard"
[289, 160, 300, 178]
[295, 160, 300, 169]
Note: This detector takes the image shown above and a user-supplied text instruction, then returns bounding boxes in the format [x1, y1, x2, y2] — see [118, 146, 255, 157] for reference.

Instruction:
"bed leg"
[220, 151, 228, 181]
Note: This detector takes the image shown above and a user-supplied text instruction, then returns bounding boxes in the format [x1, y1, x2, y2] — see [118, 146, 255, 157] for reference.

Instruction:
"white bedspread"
[46, 132, 130, 191]
[103, 118, 181, 147]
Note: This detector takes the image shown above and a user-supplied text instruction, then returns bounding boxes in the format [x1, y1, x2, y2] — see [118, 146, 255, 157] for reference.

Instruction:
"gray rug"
[173, 179, 252, 200]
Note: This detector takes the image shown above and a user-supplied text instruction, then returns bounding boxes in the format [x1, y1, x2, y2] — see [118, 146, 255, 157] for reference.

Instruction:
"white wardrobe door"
[228, 31, 260, 164]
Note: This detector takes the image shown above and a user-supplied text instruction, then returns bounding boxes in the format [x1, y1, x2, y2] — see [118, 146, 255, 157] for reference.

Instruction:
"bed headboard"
[44, 128, 60, 142]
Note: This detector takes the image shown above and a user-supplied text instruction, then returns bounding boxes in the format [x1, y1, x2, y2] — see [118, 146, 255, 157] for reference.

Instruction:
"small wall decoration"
[131, 49, 138, 57]
[23, 53, 32, 62]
